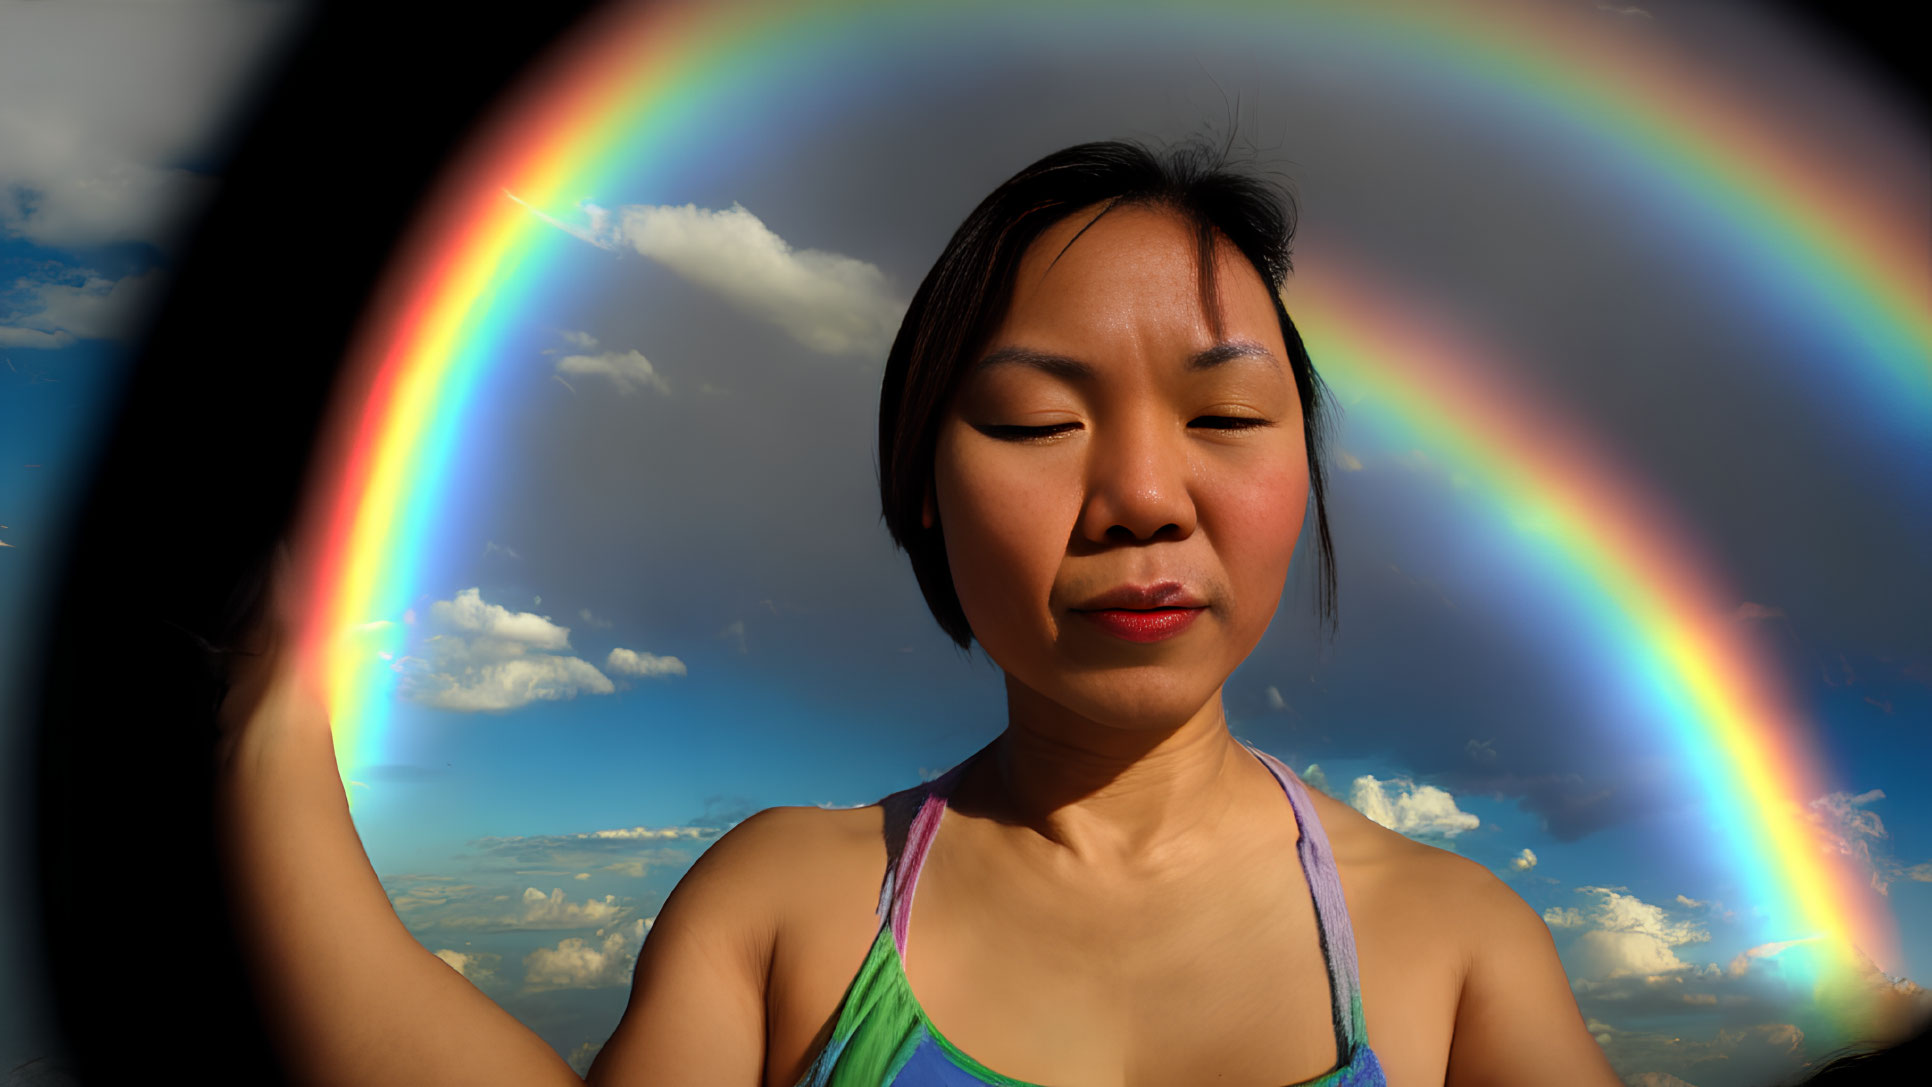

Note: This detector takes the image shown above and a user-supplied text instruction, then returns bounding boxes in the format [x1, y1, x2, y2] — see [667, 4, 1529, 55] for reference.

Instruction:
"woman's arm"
[584, 809, 795, 1087]
[213, 551, 582, 1085]
[1442, 876, 1623, 1086]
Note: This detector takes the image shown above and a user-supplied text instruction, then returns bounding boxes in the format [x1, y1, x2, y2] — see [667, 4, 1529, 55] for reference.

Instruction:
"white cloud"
[1576, 886, 1710, 947]
[399, 643, 613, 712]
[601, 202, 903, 357]
[606, 647, 687, 678]
[1555, 887, 1711, 981]
[523, 917, 653, 992]
[1263, 685, 1286, 710]
[432, 949, 498, 982]
[391, 588, 620, 711]
[517, 888, 627, 928]
[0, 325, 72, 350]
[1543, 906, 1586, 929]
[583, 826, 712, 841]
[1348, 775, 1480, 840]
[1572, 929, 1690, 979]
[1299, 764, 1330, 796]
[0, 268, 168, 348]
[549, 331, 670, 395]
[1511, 848, 1537, 870]
[0, 2, 299, 247]
[1807, 787, 1932, 895]
[429, 587, 570, 649]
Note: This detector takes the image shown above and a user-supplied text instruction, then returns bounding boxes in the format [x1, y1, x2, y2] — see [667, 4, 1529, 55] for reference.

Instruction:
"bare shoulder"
[1439, 854, 1621, 1086]
[1303, 785, 1501, 924]
[586, 804, 885, 1087]
[683, 803, 884, 902]
[1300, 788, 1618, 1085]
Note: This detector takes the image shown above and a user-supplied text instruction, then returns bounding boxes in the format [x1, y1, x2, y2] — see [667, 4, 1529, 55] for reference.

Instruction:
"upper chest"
[763, 801, 1463, 1087]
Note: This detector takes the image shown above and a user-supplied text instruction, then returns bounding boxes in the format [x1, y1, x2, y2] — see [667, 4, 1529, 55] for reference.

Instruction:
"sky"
[2, 2, 1928, 1084]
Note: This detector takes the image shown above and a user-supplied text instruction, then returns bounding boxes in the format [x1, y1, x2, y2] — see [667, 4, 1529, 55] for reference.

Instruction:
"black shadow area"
[28, 4, 603, 1083]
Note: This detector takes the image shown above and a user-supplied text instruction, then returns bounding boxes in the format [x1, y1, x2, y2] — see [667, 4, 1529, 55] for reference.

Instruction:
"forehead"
[996, 203, 1278, 350]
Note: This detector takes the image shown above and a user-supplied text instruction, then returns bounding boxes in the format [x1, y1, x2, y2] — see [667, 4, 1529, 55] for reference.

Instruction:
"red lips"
[1075, 607, 1204, 643]
[1069, 580, 1207, 644]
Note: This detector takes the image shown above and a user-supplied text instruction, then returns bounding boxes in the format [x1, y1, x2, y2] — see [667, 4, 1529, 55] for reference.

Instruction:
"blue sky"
[3, 3, 1928, 1084]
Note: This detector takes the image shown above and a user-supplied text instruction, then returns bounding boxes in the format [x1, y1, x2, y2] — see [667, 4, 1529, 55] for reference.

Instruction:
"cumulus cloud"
[523, 917, 653, 992]
[1300, 764, 1331, 796]
[580, 826, 713, 841]
[574, 201, 902, 357]
[606, 647, 688, 678]
[398, 640, 613, 712]
[1551, 886, 1710, 982]
[390, 876, 647, 933]
[515, 888, 628, 928]
[393, 588, 620, 711]
[429, 587, 571, 649]
[0, 268, 167, 348]
[1578, 886, 1711, 947]
[1512, 848, 1537, 870]
[1573, 929, 1693, 980]
[0, 3, 297, 247]
[1806, 787, 1932, 895]
[1596, 1024, 1807, 1087]
[547, 331, 670, 395]
[432, 949, 499, 982]
[1543, 906, 1586, 929]
[1348, 775, 1480, 840]
[467, 823, 720, 881]
[389, 881, 479, 912]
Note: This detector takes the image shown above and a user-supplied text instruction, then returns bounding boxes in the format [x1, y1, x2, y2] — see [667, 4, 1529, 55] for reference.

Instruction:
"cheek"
[1216, 455, 1311, 594]
[935, 440, 1072, 637]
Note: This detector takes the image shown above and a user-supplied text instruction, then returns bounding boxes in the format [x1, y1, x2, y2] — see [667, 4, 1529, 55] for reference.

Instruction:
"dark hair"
[877, 137, 1340, 651]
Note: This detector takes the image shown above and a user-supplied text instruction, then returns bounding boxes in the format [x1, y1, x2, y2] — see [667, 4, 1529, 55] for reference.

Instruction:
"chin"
[1058, 674, 1226, 734]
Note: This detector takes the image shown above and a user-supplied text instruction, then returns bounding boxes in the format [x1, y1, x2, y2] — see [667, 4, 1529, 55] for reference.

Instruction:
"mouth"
[1072, 605, 1205, 644]
[1070, 580, 1207, 611]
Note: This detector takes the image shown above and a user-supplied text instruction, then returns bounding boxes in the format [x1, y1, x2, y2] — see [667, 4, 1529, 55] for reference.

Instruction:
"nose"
[1076, 406, 1198, 545]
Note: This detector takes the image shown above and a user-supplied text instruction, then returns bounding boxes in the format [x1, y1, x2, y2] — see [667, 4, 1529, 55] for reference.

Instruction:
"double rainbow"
[288, 0, 1923, 1028]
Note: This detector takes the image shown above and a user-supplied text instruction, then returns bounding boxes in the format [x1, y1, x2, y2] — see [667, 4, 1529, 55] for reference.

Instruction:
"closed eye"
[1191, 416, 1272, 431]
[976, 423, 1080, 442]
[977, 417, 1272, 441]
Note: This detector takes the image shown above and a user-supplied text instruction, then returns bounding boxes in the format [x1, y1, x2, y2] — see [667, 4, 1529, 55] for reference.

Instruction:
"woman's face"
[928, 203, 1310, 733]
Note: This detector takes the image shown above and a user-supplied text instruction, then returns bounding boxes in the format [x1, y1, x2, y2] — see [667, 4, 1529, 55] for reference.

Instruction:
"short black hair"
[877, 137, 1340, 651]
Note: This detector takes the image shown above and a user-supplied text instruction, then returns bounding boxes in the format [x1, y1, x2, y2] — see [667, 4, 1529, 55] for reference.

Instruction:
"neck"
[955, 676, 1257, 874]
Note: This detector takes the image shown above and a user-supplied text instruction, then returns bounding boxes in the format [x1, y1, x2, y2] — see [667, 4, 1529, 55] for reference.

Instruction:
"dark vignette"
[26, 4, 602, 1083]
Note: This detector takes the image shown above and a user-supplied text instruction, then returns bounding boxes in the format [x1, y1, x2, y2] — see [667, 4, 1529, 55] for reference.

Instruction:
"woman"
[215, 140, 1623, 1086]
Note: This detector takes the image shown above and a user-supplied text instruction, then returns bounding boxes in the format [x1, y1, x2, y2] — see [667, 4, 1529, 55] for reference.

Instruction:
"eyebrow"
[970, 340, 1283, 380]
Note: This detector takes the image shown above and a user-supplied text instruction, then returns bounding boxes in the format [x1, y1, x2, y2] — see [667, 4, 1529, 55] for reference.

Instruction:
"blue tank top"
[793, 738, 1389, 1085]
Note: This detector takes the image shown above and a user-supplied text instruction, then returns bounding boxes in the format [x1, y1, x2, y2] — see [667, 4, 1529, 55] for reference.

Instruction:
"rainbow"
[288, 0, 1922, 1032]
